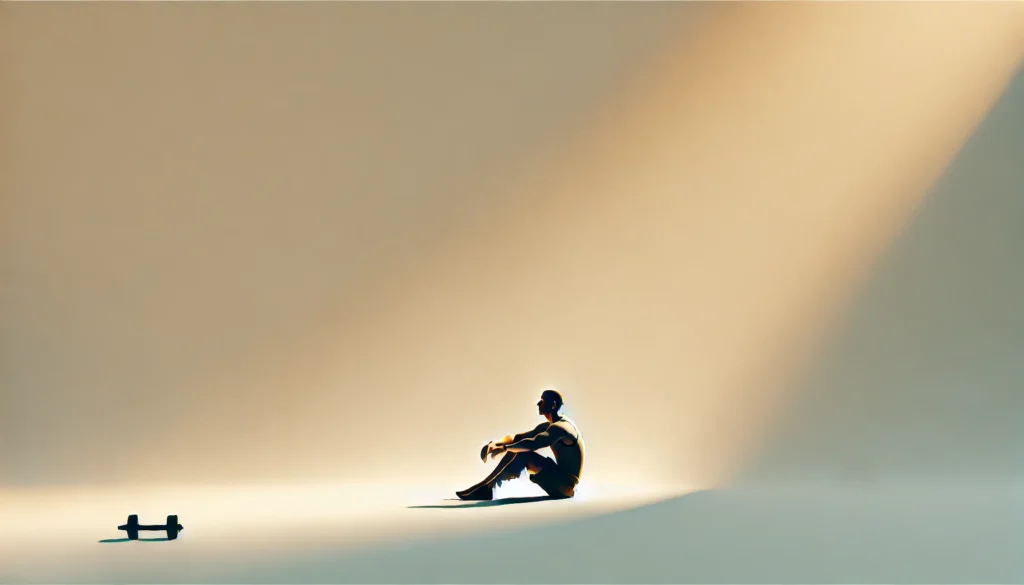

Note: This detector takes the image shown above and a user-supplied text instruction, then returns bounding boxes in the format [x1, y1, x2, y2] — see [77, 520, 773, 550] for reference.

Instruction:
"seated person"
[456, 389, 585, 501]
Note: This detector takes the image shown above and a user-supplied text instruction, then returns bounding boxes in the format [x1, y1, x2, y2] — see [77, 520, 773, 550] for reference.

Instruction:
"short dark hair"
[541, 389, 564, 409]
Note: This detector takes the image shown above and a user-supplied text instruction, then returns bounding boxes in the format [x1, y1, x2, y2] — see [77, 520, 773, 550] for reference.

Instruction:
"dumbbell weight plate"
[126, 514, 140, 540]
[166, 515, 180, 540]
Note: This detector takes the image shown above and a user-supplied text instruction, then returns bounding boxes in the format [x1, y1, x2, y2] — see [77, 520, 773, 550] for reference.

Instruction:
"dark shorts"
[529, 458, 578, 498]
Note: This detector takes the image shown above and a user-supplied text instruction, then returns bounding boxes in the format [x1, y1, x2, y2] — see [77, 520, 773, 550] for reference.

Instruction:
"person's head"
[537, 389, 564, 419]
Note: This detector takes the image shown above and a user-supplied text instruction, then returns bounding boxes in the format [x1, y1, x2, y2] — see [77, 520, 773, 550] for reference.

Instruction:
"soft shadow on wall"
[738, 66, 1024, 486]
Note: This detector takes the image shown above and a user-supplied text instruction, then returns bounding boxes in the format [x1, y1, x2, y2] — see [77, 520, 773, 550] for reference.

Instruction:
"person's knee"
[503, 451, 540, 465]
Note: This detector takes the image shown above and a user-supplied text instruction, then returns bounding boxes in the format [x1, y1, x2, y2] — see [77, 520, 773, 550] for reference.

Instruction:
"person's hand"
[489, 443, 507, 460]
[480, 441, 494, 462]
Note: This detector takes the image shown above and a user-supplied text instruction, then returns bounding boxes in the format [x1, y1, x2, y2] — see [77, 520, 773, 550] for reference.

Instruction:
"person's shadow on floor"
[98, 537, 170, 543]
[408, 495, 562, 509]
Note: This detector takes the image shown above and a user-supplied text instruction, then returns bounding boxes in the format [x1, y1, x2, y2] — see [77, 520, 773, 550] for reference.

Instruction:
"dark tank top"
[550, 417, 584, 482]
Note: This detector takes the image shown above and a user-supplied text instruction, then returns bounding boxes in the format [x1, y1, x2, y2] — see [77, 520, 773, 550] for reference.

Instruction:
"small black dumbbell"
[117, 514, 184, 540]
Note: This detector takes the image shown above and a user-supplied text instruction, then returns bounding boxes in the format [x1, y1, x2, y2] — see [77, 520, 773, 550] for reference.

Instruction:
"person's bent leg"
[457, 452, 544, 501]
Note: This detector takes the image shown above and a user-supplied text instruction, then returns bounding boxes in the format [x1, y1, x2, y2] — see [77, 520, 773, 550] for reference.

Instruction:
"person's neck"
[545, 413, 562, 423]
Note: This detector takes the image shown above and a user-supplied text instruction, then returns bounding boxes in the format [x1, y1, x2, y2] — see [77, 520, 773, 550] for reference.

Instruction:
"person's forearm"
[503, 438, 537, 453]
[497, 432, 526, 445]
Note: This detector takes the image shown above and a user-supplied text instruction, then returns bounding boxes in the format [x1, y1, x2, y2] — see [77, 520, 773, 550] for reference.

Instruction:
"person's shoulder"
[551, 419, 577, 434]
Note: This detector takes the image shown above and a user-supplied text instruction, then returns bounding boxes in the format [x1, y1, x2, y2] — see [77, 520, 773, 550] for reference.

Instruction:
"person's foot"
[456, 484, 494, 501]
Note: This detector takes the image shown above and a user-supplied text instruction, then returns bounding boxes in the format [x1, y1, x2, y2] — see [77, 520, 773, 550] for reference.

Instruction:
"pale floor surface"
[0, 479, 685, 583]
[1, 480, 1020, 583]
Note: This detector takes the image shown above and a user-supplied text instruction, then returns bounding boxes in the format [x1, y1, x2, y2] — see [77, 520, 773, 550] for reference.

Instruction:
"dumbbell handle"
[135, 524, 175, 530]
[118, 523, 183, 531]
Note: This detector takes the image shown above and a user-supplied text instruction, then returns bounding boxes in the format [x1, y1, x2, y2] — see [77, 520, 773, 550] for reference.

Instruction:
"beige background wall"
[1, 2, 702, 485]
[3, 2, 1022, 489]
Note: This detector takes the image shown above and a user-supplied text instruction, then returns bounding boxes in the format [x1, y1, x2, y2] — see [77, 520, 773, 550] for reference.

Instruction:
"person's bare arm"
[497, 423, 548, 445]
[483, 422, 550, 460]
[501, 424, 566, 453]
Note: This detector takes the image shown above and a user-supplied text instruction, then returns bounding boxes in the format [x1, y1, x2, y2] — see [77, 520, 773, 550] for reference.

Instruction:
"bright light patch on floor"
[0, 481, 687, 552]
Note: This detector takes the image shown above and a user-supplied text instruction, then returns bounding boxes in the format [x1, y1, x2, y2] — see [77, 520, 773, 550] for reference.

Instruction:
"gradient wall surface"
[3, 2, 1022, 491]
[1, 2, 701, 486]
